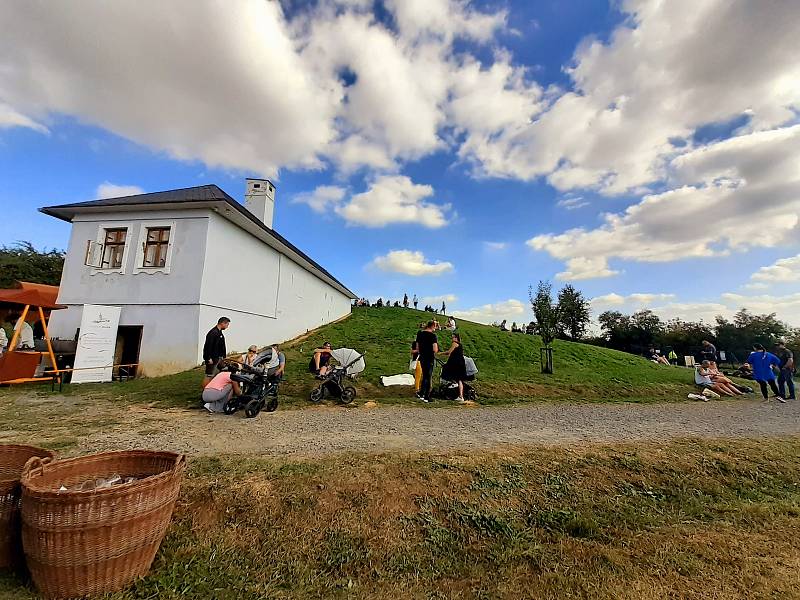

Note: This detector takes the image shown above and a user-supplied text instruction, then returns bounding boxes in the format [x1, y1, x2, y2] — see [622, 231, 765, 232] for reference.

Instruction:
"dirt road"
[66, 398, 800, 456]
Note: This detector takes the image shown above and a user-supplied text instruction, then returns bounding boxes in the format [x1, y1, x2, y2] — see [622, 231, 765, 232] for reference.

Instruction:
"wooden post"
[38, 306, 59, 375]
[7, 304, 30, 351]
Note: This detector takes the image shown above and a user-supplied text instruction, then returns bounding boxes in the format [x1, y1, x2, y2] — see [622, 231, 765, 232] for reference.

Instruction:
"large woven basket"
[21, 450, 185, 599]
[0, 444, 55, 571]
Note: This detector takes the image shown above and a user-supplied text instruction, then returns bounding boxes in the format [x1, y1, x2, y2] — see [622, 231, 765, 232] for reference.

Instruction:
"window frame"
[141, 226, 171, 269]
[90, 223, 131, 275]
[132, 220, 176, 275]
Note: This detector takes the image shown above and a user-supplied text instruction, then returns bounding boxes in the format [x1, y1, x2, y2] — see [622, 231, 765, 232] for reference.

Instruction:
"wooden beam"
[38, 306, 59, 375]
[7, 304, 30, 350]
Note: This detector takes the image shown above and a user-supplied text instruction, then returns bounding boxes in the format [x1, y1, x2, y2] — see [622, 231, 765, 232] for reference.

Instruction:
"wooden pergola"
[0, 287, 64, 385]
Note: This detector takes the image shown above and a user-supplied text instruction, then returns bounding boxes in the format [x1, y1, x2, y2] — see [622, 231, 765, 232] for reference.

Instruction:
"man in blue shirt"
[746, 344, 784, 402]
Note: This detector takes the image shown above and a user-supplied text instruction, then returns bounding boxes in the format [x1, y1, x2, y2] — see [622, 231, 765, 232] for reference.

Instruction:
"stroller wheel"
[222, 399, 238, 415]
[244, 399, 262, 418]
[466, 388, 477, 401]
[341, 386, 356, 404]
[265, 396, 278, 412]
[309, 387, 323, 403]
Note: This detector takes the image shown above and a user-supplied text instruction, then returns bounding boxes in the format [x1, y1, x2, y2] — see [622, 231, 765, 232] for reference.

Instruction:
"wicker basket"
[0, 444, 55, 571]
[20, 450, 185, 599]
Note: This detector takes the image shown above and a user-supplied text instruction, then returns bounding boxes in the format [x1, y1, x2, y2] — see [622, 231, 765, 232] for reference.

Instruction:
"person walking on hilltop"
[413, 294, 418, 310]
[202, 316, 230, 387]
[403, 293, 409, 308]
[441, 300, 447, 314]
[775, 340, 795, 400]
[415, 320, 439, 402]
[747, 344, 785, 403]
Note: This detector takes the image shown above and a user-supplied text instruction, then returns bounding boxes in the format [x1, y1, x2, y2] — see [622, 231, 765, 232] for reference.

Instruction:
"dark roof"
[40, 185, 356, 298]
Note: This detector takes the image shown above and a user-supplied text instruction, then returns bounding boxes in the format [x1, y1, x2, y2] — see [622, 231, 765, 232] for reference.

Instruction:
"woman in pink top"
[202, 369, 242, 413]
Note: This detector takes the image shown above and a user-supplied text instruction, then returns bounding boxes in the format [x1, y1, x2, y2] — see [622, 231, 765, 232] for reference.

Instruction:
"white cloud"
[337, 175, 450, 228]
[556, 196, 589, 210]
[421, 294, 458, 304]
[483, 241, 508, 251]
[528, 126, 800, 280]
[370, 250, 453, 276]
[591, 290, 800, 326]
[452, 299, 528, 325]
[292, 185, 346, 213]
[386, 0, 506, 44]
[750, 254, 800, 284]
[461, 0, 800, 193]
[95, 182, 144, 199]
[0, 102, 48, 133]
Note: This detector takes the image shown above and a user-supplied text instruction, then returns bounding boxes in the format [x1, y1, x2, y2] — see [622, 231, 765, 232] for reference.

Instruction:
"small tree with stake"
[530, 280, 560, 374]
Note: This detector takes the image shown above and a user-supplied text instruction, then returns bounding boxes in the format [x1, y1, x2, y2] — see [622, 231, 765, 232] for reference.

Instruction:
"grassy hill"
[91, 306, 693, 408]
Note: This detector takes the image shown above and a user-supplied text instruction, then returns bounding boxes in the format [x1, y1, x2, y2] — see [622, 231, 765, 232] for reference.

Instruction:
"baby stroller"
[309, 348, 365, 405]
[433, 356, 478, 401]
[223, 353, 281, 418]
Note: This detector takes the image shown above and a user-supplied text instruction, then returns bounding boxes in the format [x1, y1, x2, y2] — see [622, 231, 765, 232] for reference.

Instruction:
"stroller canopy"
[330, 348, 365, 375]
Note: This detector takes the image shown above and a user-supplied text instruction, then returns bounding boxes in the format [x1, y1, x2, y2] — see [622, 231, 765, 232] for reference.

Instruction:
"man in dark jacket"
[202, 317, 230, 386]
[415, 320, 439, 402]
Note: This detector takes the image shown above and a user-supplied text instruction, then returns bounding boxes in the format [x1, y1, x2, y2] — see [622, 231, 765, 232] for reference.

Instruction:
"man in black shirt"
[775, 340, 795, 400]
[415, 320, 439, 402]
[701, 340, 717, 362]
[202, 317, 230, 386]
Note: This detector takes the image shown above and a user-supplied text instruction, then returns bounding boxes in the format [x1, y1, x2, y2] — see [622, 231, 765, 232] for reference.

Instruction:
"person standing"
[413, 294, 418, 310]
[415, 320, 439, 402]
[775, 340, 795, 400]
[440, 332, 467, 403]
[202, 317, 230, 387]
[747, 344, 784, 403]
[701, 340, 717, 362]
[403, 293, 409, 308]
[441, 300, 446, 314]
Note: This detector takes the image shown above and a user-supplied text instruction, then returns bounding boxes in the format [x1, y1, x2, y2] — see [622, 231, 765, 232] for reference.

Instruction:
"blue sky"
[1, 0, 799, 326]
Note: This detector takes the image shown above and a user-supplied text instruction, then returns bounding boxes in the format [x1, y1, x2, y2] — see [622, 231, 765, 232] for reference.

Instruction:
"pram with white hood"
[309, 348, 366, 404]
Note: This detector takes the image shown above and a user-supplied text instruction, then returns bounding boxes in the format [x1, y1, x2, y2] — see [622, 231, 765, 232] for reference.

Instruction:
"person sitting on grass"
[694, 362, 740, 397]
[309, 342, 334, 378]
[202, 365, 243, 413]
[705, 361, 744, 394]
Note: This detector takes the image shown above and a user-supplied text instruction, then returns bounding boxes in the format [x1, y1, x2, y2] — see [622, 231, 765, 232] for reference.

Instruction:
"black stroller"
[433, 356, 478, 401]
[309, 348, 365, 405]
[222, 352, 281, 418]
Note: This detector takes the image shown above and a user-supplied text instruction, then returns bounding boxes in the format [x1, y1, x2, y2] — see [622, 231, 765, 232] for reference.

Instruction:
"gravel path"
[77, 398, 800, 456]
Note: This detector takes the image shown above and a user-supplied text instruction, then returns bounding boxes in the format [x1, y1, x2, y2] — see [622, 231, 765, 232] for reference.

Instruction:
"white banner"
[71, 304, 121, 384]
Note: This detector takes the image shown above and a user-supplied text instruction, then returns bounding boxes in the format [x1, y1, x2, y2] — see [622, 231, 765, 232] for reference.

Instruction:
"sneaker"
[775, 396, 787, 403]
[203, 402, 214, 413]
[455, 397, 467, 404]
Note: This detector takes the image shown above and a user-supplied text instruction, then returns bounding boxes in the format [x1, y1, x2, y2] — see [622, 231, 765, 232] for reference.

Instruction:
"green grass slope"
[52, 307, 694, 408]
[273, 306, 690, 404]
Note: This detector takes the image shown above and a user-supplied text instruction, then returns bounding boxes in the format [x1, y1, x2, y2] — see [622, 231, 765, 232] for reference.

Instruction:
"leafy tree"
[556, 284, 591, 340]
[656, 318, 714, 357]
[715, 309, 790, 361]
[0, 242, 65, 288]
[530, 281, 560, 373]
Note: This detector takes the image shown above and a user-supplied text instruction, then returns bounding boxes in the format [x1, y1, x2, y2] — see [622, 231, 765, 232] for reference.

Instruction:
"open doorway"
[115, 326, 143, 379]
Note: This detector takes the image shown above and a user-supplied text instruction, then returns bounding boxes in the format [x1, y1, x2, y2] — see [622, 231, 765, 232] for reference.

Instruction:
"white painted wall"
[48, 206, 352, 377]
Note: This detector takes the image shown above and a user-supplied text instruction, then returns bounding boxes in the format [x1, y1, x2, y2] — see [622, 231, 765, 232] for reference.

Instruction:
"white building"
[41, 181, 356, 376]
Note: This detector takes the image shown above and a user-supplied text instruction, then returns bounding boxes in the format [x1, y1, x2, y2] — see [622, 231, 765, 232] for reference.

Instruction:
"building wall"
[48, 208, 352, 377]
[198, 212, 352, 357]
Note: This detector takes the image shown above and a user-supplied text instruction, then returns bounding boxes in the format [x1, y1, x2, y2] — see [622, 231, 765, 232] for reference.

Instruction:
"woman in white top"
[240, 345, 258, 366]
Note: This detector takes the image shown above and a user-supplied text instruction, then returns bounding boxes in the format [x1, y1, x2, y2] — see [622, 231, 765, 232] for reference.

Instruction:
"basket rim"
[0, 444, 55, 485]
[21, 450, 185, 496]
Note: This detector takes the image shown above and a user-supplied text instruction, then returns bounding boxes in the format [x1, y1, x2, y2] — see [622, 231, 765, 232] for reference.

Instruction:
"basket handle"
[173, 454, 186, 470]
[22, 456, 53, 478]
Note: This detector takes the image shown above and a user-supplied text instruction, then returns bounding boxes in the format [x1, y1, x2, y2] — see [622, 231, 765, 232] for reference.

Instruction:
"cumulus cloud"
[452, 299, 527, 325]
[591, 293, 675, 310]
[463, 0, 800, 193]
[95, 182, 144, 199]
[528, 126, 800, 280]
[750, 254, 800, 284]
[292, 185, 347, 213]
[370, 250, 453, 276]
[337, 176, 450, 228]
